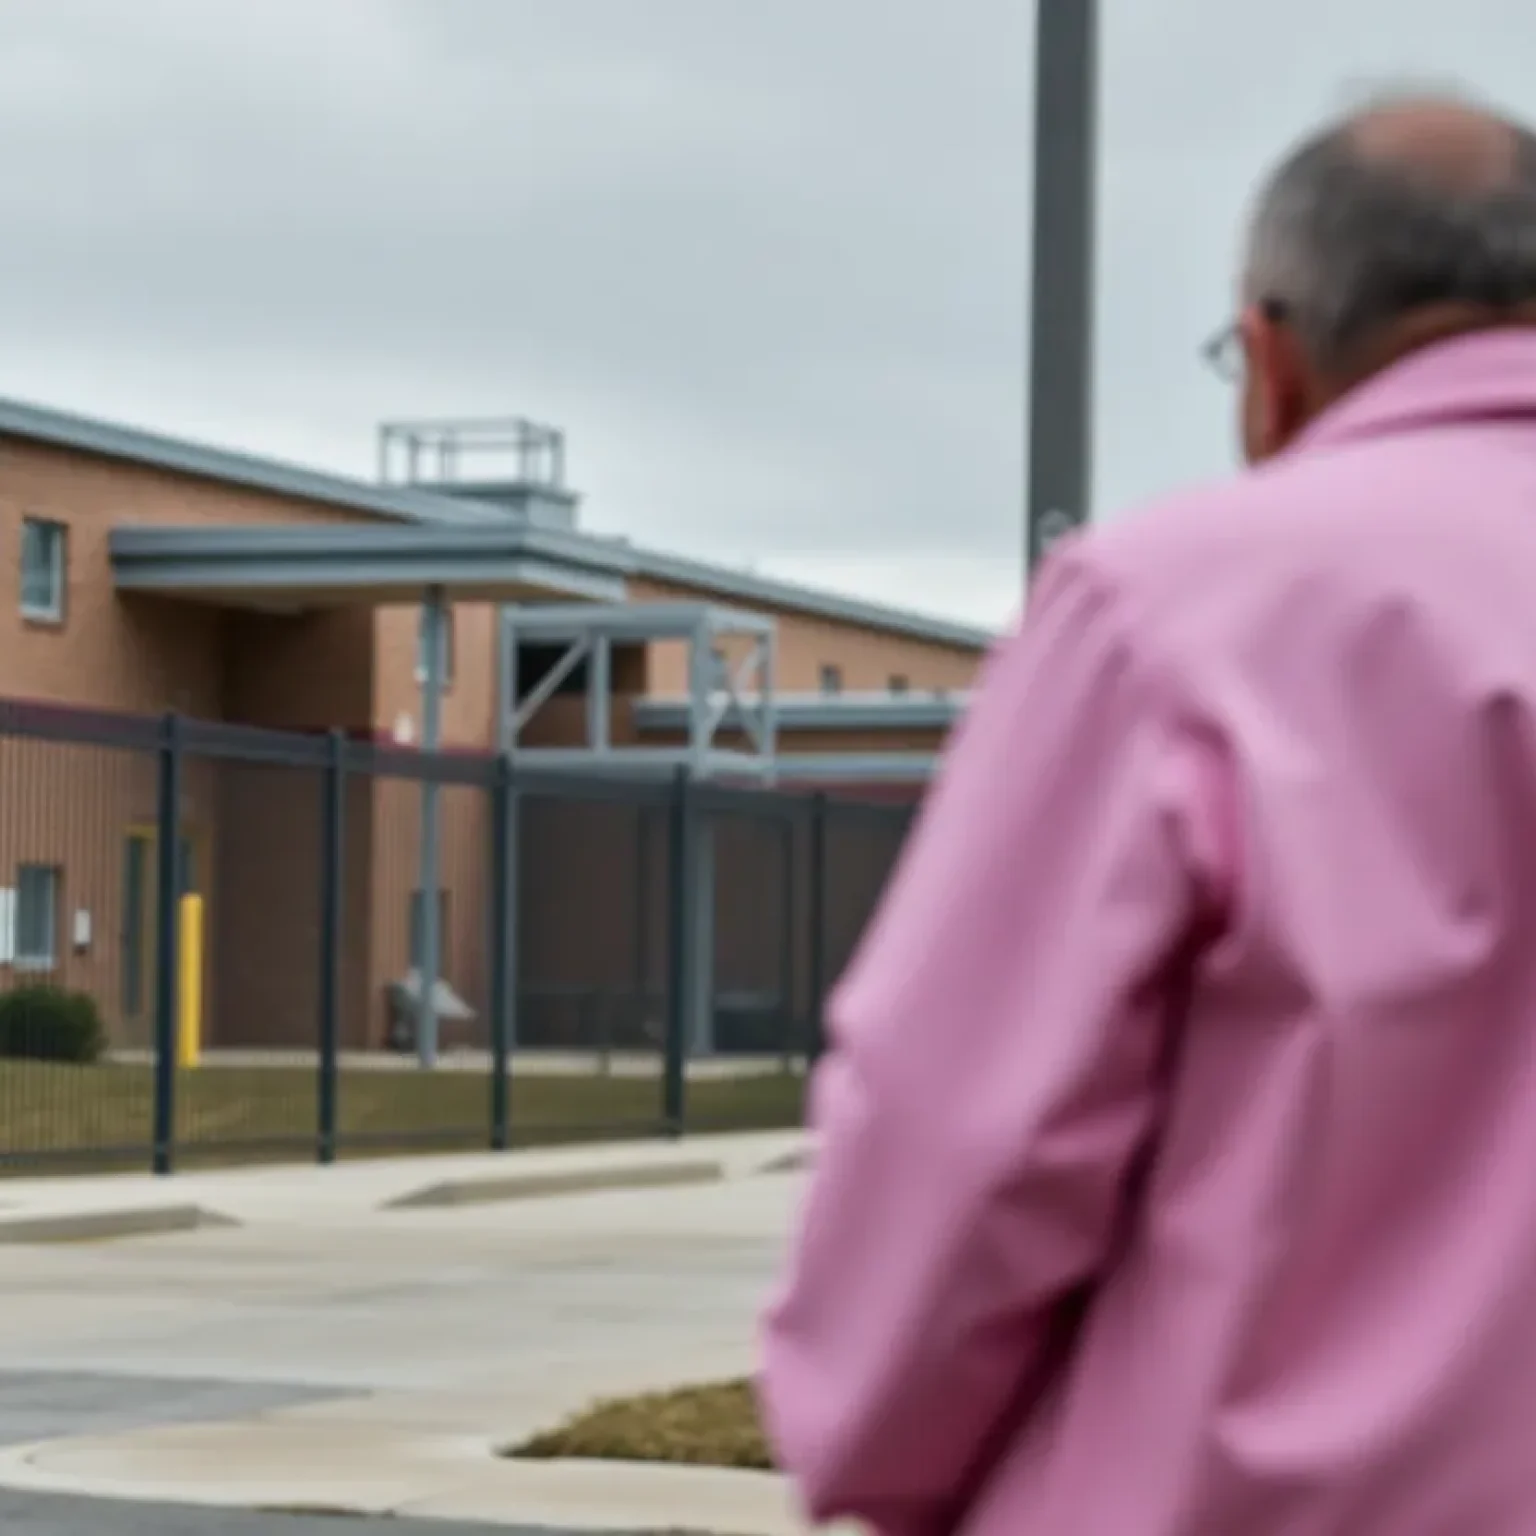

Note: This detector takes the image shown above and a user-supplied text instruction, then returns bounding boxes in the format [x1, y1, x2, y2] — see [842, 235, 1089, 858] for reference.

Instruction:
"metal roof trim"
[0, 395, 514, 528]
[626, 546, 996, 650]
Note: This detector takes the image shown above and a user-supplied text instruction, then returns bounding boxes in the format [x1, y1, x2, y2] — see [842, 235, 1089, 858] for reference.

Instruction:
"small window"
[888, 674, 910, 695]
[14, 864, 60, 969]
[819, 664, 843, 696]
[20, 518, 66, 622]
[414, 604, 456, 687]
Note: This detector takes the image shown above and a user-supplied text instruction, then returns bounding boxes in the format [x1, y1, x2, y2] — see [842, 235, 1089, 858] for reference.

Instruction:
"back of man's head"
[1234, 87, 1536, 459]
[1246, 88, 1536, 373]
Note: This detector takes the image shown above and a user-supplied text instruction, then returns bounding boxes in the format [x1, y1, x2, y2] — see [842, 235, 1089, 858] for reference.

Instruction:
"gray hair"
[1242, 88, 1536, 371]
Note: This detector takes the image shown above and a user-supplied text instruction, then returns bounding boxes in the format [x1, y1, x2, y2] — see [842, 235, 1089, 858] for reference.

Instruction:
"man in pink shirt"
[761, 90, 1536, 1535]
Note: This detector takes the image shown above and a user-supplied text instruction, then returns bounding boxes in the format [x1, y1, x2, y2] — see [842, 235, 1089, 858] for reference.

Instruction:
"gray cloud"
[0, 0, 1530, 624]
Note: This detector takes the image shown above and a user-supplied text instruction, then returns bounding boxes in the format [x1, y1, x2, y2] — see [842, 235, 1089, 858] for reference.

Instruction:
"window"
[20, 518, 66, 622]
[414, 605, 456, 687]
[819, 663, 843, 696]
[888, 674, 910, 695]
[14, 865, 60, 969]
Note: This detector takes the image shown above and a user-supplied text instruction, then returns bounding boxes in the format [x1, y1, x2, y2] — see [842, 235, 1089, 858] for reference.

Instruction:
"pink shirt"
[761, 330, 1536, 1535]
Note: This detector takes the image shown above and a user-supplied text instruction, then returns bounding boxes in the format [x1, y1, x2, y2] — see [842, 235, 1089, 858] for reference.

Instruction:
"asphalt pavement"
[0, 1372, 336, 1448]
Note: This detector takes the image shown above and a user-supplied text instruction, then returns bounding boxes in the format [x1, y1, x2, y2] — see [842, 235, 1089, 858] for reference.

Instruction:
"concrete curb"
[754, 1147, 812, 1176]
[0, 1433, 818, 1534]
[382, 1157, 725, 1211]
[0, 1204, 237, 1245]
[397, 1455, 809, 1532]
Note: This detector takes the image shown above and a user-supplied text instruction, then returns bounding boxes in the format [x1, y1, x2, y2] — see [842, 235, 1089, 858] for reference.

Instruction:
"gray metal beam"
[501, 601, 780, 781]
[689, 822, 716, 1058]
[497, 746, 775, 778]
[494, 605, 515, 755]
[415, 584, 448, 1068]
[758, 632, 779, 784]
[494, 746, 936, 782]
[773, 752, 937, 783]
[506, 600, 775, 644]
[1027, 0, 1099, 573]
[687, 617, 713, 780]
[510, 636, 590, 736]
[633, 689, 965, 733]
[587, 634, 612, 750]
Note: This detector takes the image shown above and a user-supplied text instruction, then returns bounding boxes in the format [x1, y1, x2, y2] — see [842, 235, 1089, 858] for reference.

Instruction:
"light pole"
[1026, 0, 1098, 574]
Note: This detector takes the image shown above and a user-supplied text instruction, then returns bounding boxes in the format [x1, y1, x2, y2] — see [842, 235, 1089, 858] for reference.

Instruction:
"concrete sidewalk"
[0, 1128, 808, 1241]
[0, 1366, 819, 1533]
[0, 1132, 832, 1530]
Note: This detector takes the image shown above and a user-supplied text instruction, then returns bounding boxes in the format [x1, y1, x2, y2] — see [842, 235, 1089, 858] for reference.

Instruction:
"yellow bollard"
[177, 893, 203, 1069]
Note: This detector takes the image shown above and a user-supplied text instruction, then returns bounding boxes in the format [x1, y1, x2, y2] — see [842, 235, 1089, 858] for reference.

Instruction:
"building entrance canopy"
[109, 523, 625, 610]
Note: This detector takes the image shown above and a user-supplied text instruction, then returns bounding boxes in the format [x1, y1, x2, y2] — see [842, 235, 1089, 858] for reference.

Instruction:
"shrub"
[0, 984, 107, 1063]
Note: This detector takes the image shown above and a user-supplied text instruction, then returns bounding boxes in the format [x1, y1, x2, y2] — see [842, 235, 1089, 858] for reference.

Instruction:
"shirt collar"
[1296, 328, 1536, 453]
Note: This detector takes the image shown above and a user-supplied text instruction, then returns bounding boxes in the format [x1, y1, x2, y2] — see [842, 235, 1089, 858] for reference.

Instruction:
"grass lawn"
[0, 1059, 805, 1167]
[513, 1379, 772, 1470]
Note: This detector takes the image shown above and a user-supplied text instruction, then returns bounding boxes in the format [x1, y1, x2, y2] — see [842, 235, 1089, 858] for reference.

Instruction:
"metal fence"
[0, 700, 915, 1173]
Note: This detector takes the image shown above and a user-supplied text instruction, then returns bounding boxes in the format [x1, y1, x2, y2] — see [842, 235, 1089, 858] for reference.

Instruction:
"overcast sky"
[0, 1, 1529, 628]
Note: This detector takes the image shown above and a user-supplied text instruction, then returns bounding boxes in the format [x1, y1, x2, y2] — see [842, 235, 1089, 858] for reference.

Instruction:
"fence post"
[487, 753, 517, 1151]
[662, 766, 694, 1135]
[151, 713, 183, 1177]
[316, 729, 346, 1166]
[779, 811, 796, 1068]
[806, 791, 829, 1067]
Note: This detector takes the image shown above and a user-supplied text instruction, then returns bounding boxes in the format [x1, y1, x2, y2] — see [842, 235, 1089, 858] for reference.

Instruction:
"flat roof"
[110, 524, 626, 607]
[1, 390, 995, 651]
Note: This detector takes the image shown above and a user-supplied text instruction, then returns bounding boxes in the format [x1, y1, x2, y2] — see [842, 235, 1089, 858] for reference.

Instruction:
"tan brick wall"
[0, 732, 159, 1046]
[0, 438, 367, 715]
[223, 609, 375, 734]
[0, 440, 508, 1056]
[371, 602, 500, 746]
[0, 435, 970, 1059]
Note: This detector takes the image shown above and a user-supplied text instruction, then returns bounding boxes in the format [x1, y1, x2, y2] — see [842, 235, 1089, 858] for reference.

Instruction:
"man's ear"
[1242, 308, 1312, 461]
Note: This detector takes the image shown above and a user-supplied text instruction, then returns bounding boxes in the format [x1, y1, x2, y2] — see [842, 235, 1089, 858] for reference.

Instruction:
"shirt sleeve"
[758, 546, 1223, 1535]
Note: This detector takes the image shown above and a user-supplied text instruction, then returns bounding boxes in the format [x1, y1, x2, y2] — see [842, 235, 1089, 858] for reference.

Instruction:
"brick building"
[0, 403, 986, 1053]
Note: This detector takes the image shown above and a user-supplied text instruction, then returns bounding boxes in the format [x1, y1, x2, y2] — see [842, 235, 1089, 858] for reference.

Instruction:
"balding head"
[1349, 97, 1519, 192]
[1241, 88, 1536, 377]
[1228, 87, 1536, 463]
